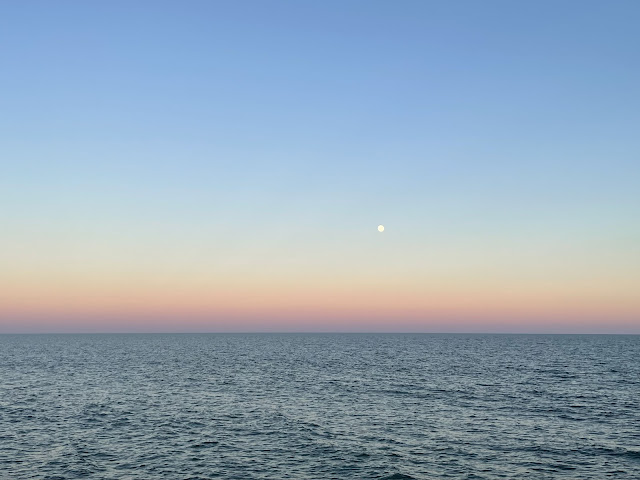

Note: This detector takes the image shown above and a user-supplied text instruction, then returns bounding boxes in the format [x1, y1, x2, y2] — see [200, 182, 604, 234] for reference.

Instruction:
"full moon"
[378, 224, 385, 232]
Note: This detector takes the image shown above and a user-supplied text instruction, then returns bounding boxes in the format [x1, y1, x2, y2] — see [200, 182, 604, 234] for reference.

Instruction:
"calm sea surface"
[1, 333, 639, 479]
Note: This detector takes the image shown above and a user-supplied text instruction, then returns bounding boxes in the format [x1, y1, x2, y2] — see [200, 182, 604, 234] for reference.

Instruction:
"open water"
[1, 333, 639, 479]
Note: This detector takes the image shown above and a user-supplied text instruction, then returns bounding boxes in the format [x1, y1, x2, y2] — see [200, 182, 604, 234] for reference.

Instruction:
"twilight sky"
[1, 1, 639, 333]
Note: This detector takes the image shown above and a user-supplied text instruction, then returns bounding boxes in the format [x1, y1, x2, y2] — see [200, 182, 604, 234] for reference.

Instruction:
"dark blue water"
[1, 334, 639, 479]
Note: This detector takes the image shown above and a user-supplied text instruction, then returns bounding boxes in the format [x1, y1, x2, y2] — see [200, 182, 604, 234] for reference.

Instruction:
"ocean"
[1, 333, 639, 479]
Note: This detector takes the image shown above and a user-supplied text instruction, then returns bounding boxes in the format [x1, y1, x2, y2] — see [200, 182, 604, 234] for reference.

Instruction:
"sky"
[1, 0, 639, 333]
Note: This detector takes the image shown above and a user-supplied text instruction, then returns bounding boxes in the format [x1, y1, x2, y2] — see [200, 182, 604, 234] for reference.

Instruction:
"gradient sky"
[1, 1, 639, 333]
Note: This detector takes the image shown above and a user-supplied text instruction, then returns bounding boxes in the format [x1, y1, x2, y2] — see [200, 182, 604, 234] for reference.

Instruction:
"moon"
[378, 224, 385, 232]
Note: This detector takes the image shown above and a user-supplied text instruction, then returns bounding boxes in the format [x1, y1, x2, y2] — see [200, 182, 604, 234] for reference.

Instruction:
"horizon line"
[1, 331, 638, 335]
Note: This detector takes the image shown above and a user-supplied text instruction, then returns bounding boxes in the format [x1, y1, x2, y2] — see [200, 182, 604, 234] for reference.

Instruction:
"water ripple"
[1, 333, 639, 479]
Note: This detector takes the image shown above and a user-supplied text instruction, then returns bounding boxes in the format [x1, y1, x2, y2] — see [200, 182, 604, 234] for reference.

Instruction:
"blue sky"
[1, 1, 639, 332]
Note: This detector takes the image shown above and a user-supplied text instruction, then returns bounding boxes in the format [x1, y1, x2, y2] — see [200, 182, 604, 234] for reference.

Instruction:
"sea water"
[1, 333, 639, 479]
